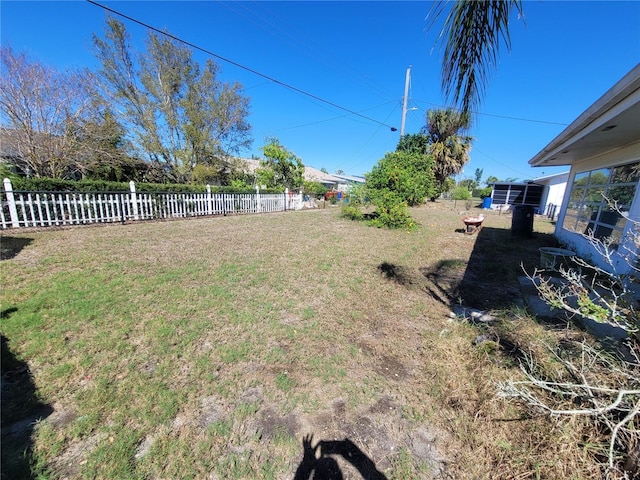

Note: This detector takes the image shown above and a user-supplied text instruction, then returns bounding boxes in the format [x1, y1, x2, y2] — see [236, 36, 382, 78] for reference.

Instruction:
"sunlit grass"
[1, 203, 604, 479]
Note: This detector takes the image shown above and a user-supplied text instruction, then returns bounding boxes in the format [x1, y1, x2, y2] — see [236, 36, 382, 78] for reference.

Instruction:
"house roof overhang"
[528, 63, 640, 168]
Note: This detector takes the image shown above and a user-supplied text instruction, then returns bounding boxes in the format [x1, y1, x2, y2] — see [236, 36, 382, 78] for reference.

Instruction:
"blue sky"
[2, 1, 639, 183]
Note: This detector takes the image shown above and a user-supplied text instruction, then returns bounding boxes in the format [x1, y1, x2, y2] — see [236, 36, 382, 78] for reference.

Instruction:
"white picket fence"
[1, 179, 303, 229]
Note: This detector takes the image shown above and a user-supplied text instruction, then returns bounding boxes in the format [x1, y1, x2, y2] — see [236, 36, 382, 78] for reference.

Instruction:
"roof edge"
[529, 63, 640, 167]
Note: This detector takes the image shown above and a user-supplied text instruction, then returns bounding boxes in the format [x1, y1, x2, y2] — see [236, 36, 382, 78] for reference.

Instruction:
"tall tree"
[72, 108, 147, 182]
[256, 138, 305, 190]
[428, 0, 524, 114]
[424, 108, 473, 200]
[474, 168, 483, 186]
[93, 18, 252, 183]
[0, 46, 95, 178]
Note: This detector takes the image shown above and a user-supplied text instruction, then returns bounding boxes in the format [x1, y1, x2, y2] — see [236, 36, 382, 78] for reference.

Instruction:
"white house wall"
[555, 140, 640, 274]
[543, 175, 568, 211]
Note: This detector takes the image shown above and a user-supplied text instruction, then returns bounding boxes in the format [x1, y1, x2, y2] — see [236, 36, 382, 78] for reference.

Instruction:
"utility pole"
[400, 65, 411, 137]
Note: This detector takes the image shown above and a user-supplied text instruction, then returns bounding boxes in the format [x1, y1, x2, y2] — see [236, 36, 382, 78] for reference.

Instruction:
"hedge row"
[7, 177, 284, 195]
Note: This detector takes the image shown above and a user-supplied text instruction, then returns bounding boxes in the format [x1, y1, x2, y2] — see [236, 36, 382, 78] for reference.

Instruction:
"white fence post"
[255, 185, 261, 213]
[206, 184, 212, 215]
[129, 181, 139, 220]
[3, 178, 20, 228]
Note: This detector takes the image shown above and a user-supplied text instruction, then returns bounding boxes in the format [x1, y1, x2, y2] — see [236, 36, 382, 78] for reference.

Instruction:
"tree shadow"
[0, 237, 33, 260]
[419, 259, 467, 305]
[377, 260, 463, 306]
[377, 262, 410, 285]
[458, 226, 557, 311]
[293, 435, 387, 480]
[376, 225, 558, 312]
[1, 313, 53, 479]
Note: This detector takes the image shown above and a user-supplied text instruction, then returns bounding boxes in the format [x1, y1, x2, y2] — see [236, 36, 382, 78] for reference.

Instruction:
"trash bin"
[482, 197, 492, 209]
[511, 205, 534, 237]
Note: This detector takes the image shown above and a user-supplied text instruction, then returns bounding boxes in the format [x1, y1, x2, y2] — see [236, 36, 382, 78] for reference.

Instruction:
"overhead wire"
[87, 0, 567, 177]
[333, 102, 401, 174]
[86, 0, 398, 131]
[471, 147, 534, 179]
[412, 99, 569, 126]
[266, 100, 399, 133]
[228, 1, 399, 103]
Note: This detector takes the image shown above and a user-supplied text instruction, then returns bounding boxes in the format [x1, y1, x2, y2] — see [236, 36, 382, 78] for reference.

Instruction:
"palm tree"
[428, 0, 524, 114]
[424, 108, 473, 200]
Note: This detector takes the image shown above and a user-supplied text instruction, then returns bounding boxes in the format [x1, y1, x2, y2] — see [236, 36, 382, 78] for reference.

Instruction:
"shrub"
[340, 204, 364, 221]
[11, 177, 131, 192]
[451, 186, 472, 200]
[367, 191, 414, 229]
[6, 177, 282, 194]
[365, 151, 435, 207]
[474, 187, 493, 198]
[303, 180, 328, 198]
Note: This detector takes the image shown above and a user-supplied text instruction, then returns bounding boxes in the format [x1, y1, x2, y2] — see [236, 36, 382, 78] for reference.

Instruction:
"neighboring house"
[242, 158, 355, 192]
[488, 180, 545, 211]
[302, 166, 350, 192]
[488, 172, 569, 218]
[530, 171, 570, 219]
[332, 173, 366, 193]
[528, 63, 640, 275]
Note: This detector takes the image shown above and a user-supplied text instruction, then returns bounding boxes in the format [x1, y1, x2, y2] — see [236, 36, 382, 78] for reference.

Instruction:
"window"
[563, 161, 639, 247]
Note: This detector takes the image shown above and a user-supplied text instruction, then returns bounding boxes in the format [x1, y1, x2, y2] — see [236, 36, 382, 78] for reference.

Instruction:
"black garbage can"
[511, 205, 534, 237]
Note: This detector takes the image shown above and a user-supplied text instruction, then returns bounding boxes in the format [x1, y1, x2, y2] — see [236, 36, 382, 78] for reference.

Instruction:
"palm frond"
[429, 0, 524, 114]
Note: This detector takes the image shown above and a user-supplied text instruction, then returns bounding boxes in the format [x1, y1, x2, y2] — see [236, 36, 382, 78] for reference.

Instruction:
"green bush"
[340, 204, 364, 221]
[303, 180, 328, 198]
[452, 186, 472, 200]
[365, 151, 435, 207]
[474, 187, 493, 199]
[11, 177, 131, 192]
[368, 191, 415, 229]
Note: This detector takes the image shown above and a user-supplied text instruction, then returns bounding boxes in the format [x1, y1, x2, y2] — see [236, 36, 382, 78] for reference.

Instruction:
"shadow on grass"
[376, 224, 557, 312]
[1, 310, 53, 480]
[293, 435, 387, 480]
[459, 226, 556, 311]
[377, 261, 456, 306]
[0, 237, 33, 260]
[377, 262, 410, 285]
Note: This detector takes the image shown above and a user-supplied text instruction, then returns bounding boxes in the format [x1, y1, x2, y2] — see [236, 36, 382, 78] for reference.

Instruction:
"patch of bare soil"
[50, 431, 106, 479]
[294, 395, 447, 478]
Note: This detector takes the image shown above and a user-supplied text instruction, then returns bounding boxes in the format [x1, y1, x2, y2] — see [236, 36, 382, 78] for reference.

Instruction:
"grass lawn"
[1, 201, 606, 479]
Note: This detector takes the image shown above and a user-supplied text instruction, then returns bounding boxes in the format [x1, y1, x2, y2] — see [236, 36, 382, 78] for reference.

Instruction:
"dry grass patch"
[3, 202, 622, 479]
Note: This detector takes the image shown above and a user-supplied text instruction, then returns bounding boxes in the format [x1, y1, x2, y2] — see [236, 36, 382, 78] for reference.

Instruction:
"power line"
[234, 1, 398, 103]
[266, 100, 398, 133]
[471, 147, 533, 178]
[86, 0, 398, 131]
[333, 103, 401, 174]
[413, 99, 569, 126]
